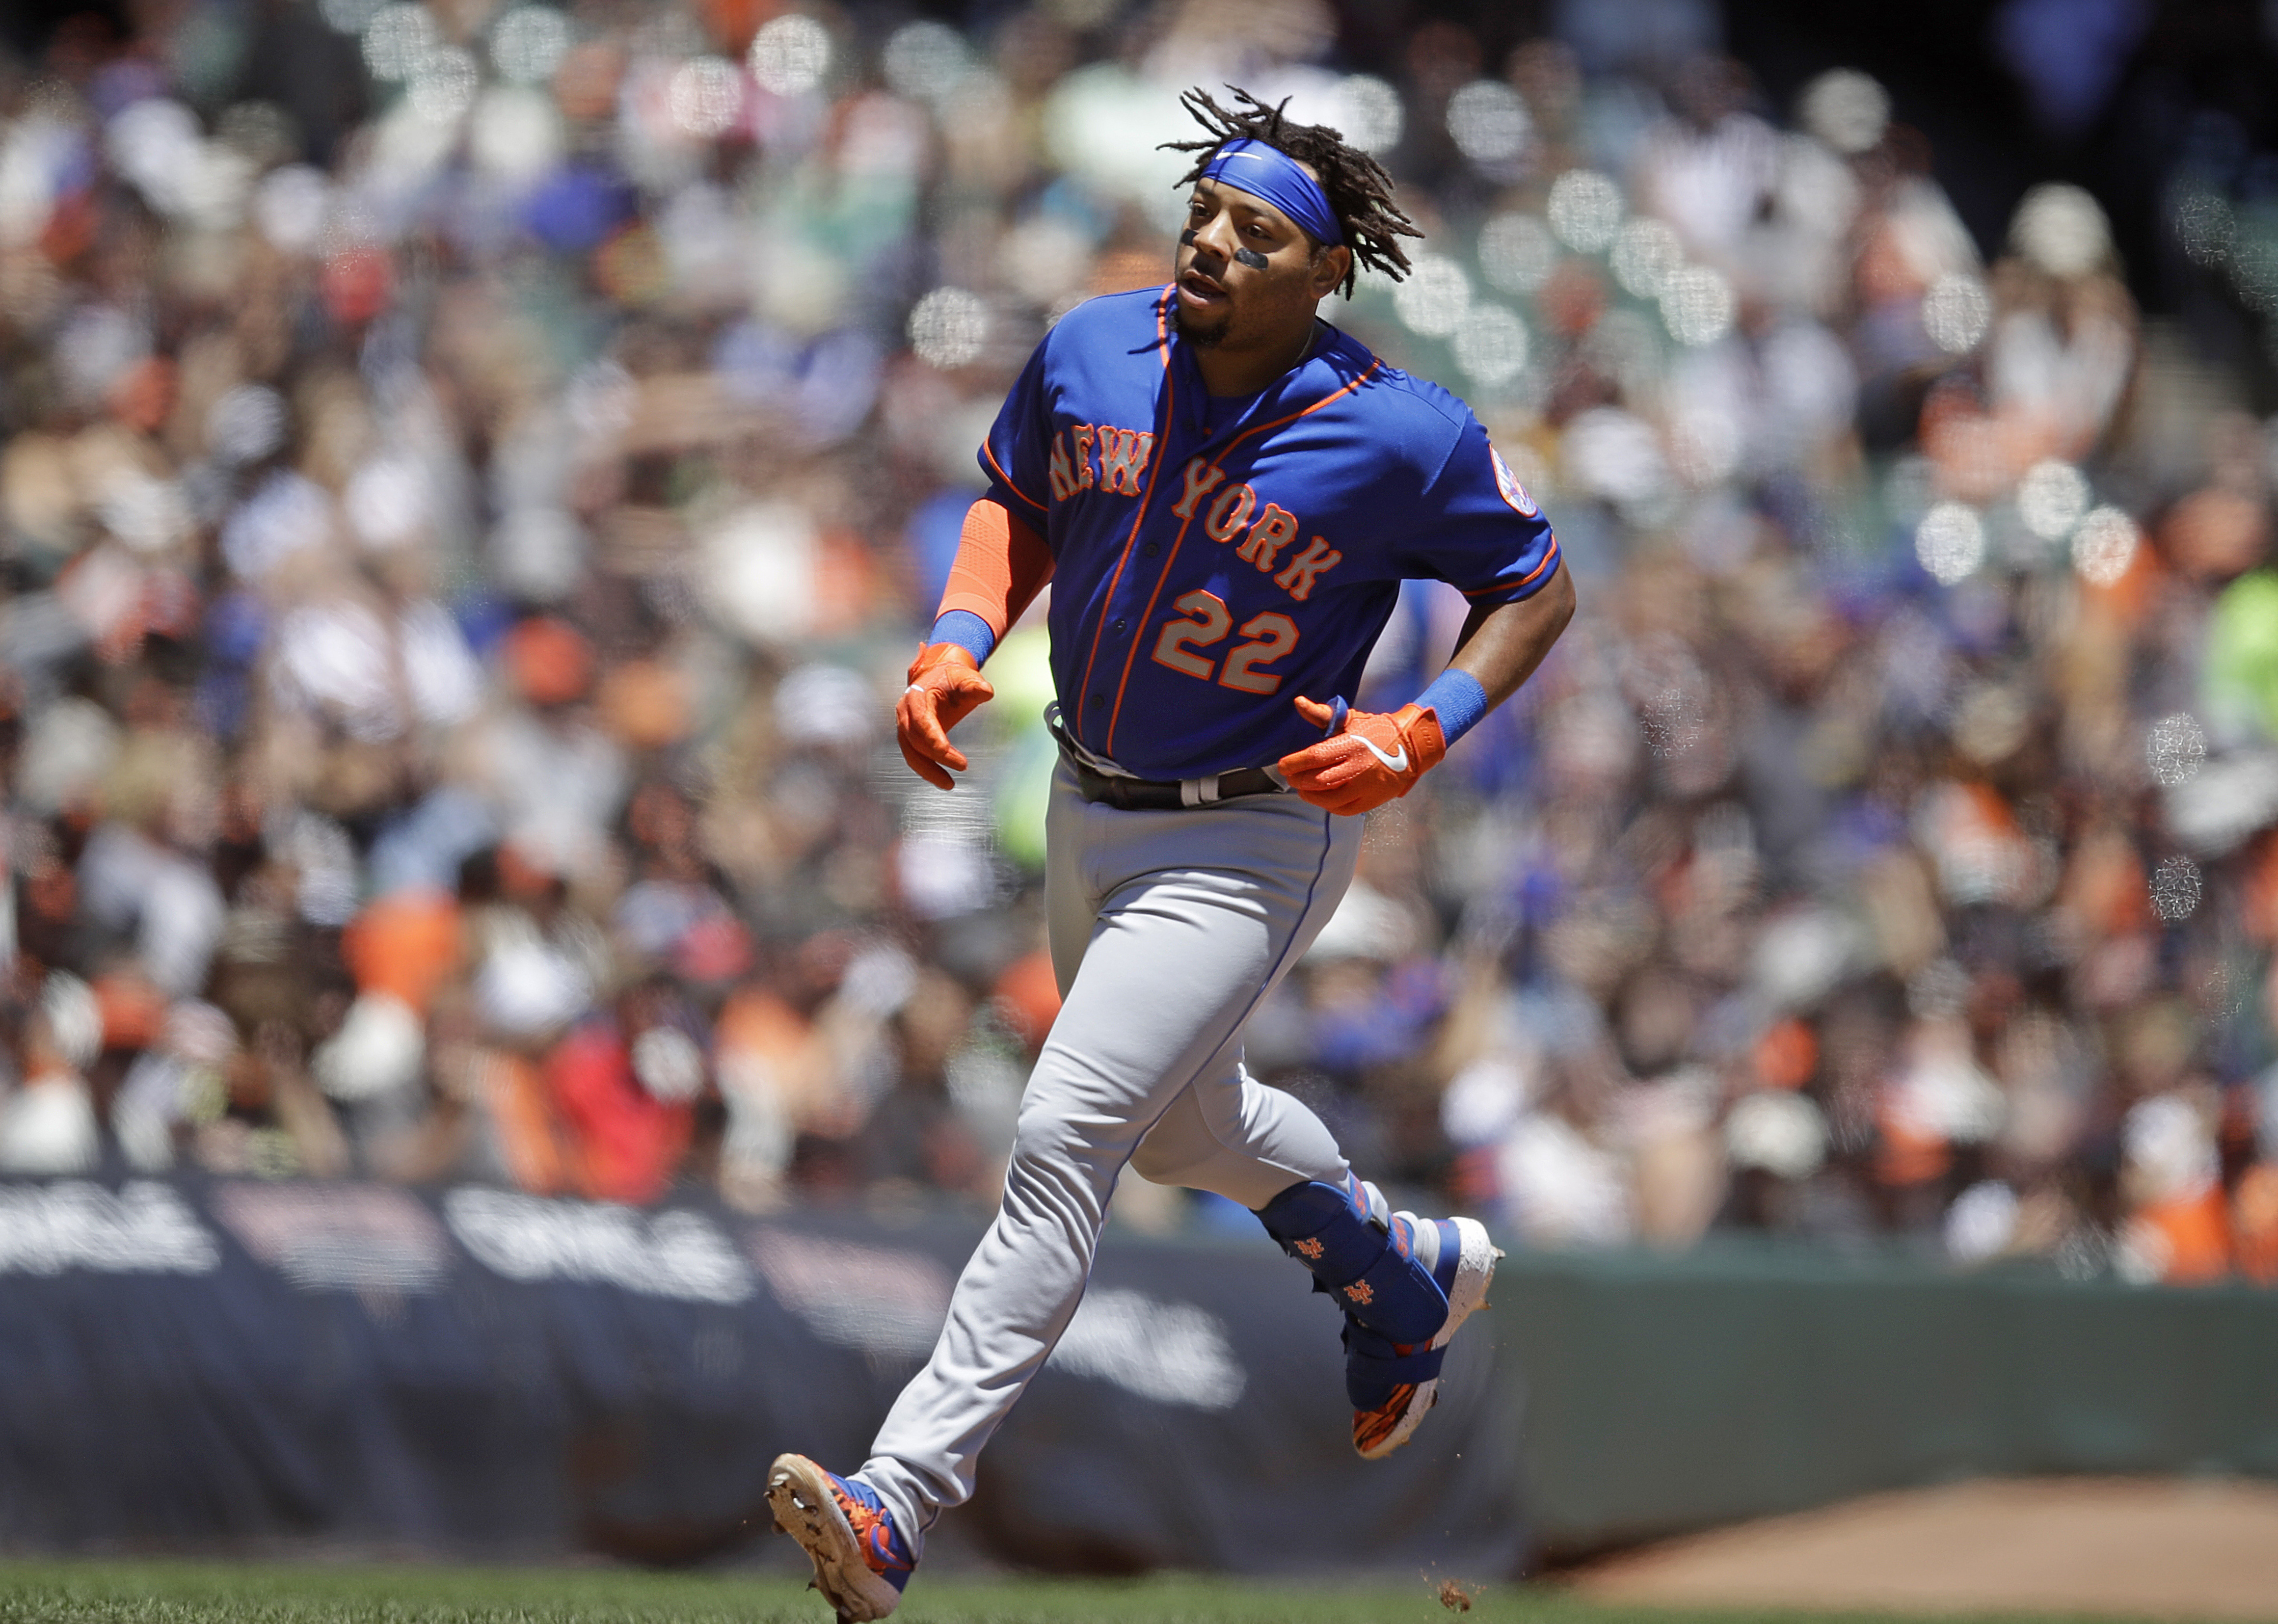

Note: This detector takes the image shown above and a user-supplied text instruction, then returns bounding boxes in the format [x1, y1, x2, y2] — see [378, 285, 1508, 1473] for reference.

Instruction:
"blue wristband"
[930, 610, 996, 667]
[1415, 668, 1488, 745]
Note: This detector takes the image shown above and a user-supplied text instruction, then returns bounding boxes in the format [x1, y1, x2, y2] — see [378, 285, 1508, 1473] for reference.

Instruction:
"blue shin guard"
[1336, 1218, 1465, 1409]
[1257, 1175, 1453, 1405]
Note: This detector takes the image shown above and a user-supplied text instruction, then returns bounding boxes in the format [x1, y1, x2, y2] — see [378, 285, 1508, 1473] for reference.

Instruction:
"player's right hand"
[897, 642, 994, 791]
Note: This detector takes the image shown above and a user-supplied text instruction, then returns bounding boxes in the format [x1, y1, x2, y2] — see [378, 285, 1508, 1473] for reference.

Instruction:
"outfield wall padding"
[1493, 1242, 2278, 1556]
[9, 1176, 2278, 1573]
[0, 1177, 1523, 1575]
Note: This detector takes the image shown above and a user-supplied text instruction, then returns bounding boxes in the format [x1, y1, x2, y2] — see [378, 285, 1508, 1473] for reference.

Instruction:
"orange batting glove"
[1277, 695, 1447, 816]
[897, 642, 995, 791]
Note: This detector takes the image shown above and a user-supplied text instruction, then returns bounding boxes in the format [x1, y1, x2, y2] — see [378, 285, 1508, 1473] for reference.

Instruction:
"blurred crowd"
[3, 0, 2278, 1287]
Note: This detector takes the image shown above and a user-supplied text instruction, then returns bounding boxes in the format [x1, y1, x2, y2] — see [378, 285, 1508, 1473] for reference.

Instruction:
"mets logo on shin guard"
[1489, 444, 1538, 517]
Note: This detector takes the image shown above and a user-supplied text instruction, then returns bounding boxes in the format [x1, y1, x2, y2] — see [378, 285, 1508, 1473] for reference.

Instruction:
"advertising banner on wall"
[0, 1177, 1528, 1578]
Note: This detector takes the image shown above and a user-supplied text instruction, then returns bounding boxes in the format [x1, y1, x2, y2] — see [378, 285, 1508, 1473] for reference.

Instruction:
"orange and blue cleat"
[766, 1453, 914, 1622]
[1258, 1175, 1501, 1459]
[1345, 1213, 1499, 1459]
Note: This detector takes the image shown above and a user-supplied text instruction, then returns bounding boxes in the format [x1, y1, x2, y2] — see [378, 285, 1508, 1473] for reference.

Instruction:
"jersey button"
[1089, 693, 1104, 706]
[1113, 618, 1126, 633]
[1143, 544, 1159, 556]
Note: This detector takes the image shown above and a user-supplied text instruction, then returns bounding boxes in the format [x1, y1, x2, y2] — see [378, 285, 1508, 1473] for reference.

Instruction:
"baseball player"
[769, 87, 1573, 1620]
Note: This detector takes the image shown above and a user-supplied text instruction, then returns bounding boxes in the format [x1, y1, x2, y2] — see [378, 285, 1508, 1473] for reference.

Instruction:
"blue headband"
[1199, 139, 1342, 249]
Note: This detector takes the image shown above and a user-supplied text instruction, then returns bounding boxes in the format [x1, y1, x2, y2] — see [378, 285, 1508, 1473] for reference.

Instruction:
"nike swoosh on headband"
[1199, 139, 1340, 247]
[1355, 736, 1408, 773]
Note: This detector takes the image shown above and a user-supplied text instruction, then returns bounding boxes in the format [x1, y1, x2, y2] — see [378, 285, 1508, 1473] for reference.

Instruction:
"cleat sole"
[766, 1454, 903, 1622]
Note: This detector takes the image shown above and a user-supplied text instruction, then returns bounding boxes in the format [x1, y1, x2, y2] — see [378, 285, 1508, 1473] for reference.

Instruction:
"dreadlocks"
[1160, 86, 1421, 298]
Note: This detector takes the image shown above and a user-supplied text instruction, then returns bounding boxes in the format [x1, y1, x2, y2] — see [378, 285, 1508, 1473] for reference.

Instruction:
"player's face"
[1173, 179, 1346, 352]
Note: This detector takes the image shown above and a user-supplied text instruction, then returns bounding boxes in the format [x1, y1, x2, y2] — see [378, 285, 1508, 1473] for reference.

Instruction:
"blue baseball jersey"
[980, 284, 1560, 780]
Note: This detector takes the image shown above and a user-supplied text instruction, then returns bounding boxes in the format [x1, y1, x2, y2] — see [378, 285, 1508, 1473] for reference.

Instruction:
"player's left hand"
[898, 642, 995, 791]
[1278, 696, 1447, 816]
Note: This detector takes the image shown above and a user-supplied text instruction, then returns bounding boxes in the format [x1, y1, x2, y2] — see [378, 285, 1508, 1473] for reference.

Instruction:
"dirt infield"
[1571, 1478, 2278, 1619]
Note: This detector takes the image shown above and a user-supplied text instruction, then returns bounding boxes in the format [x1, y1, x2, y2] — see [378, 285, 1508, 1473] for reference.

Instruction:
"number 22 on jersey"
[1150, 590, 1300, 695]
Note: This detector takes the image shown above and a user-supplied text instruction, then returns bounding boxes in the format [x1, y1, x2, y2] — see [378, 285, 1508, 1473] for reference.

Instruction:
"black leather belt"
[1049, 719, 1285, 810]
[1067, 758, 1284, 810]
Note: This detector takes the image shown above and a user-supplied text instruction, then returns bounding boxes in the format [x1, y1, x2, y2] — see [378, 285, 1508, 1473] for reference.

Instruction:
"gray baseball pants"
[857, 760, 1365, 1551]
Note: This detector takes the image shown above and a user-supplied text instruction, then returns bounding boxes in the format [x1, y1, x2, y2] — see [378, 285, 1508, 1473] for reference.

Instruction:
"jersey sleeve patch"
[1399, 413, 1558, 605]
[1489, 444, 1538, 517]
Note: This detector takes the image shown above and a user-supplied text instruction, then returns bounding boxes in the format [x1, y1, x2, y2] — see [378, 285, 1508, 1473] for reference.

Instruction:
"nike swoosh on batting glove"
[897, 642, 995, 791]
[1278, 696, 1447, 816]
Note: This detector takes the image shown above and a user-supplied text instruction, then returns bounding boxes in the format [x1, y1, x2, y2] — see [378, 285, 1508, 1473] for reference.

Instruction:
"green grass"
[0, 1559, 2180, 1624]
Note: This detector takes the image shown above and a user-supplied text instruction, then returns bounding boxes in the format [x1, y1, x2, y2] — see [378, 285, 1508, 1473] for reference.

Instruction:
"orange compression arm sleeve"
[937, 498, 1053, 638]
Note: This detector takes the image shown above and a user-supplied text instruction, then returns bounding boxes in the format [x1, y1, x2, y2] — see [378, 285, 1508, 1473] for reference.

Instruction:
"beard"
[1172, 303, 1231, 349]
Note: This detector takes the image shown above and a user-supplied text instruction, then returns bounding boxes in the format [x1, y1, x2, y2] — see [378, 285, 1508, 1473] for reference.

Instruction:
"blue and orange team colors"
[981, 282, 1561, 781]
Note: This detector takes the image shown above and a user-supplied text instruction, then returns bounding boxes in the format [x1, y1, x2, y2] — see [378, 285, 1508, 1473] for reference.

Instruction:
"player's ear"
[1310, 243, 1351, 299]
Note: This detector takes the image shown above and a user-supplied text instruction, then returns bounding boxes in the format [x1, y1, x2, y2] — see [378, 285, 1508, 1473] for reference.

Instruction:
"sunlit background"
[5, 0, 2274, 1279]
[5, 0, 2278, 1599]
